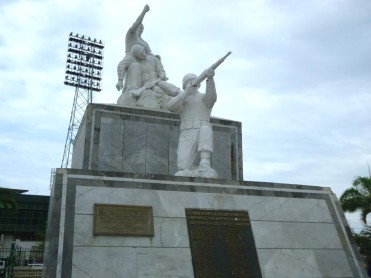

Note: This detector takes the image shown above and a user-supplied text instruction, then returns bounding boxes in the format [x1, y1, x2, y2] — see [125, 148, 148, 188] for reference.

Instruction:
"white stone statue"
[158, 52, 231, 178]
[116, 4, 151, 91]
[117, 44, 177, 110]
[116, 5, 175, 110]
[158, 69, 218, 178]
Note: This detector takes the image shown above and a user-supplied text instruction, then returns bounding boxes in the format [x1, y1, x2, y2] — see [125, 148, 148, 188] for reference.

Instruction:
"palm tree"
[340, 176, 371, 224]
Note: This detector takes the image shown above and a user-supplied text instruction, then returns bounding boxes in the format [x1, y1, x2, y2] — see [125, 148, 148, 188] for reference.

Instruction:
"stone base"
[175, 165, 218, 178]
[71, 104, 243, 180]
[43, 169, 367, 278]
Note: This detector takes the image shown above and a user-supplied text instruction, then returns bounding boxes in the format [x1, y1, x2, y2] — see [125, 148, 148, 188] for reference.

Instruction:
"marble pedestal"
[71, 104, 243, 180]
[43, 169, 367, 278]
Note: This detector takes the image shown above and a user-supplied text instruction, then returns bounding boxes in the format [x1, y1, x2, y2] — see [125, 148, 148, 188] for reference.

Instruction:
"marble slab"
[75, 186, 333, 223]
[252, 222, 342, 249]
[71, 247, 137, 278]
[74, 214, 189, 248]
[71, 247, 193, 278]
[258, 249, 353, 278]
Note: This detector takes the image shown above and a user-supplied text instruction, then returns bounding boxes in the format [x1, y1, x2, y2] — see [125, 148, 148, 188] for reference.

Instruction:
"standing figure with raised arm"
[116, 4, 166, 91]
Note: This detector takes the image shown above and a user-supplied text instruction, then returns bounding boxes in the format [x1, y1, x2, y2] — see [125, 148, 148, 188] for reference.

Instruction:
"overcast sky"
[1, 0, 370, 231]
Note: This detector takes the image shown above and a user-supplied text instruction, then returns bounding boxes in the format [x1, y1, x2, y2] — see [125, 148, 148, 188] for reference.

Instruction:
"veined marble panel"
[314, 249, 354, 277]
[136, 247, 193, 277]
[252, 222, 342, 249]
[122, 120, 147, 174]
[75, 186, 134, 214]
[75, 186, 332, 223]
[97, 116, 124, 171]
[145, 123, 169, 175]
[71, 247, 137, 278]
[133, 188, 333, 223]
[132, 188, 195, 217]
[71, 117, 87, 169]
[97, 156, 123, 172]
[71, 247, 193, 278]
[258, 249, 352, 278]
[169, 126, 179, 175]
[73, 214, 189, 248]
[240, 196, 332, 223]
[212, 129, 232, 179]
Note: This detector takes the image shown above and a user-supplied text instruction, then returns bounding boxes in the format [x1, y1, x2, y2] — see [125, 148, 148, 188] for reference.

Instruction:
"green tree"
[340, 176, 371, 224]
[354, 227, 371, 260]
[34, 230, 46, 251]
[0, 187, 18, 210]
[353, 226, 371, 275]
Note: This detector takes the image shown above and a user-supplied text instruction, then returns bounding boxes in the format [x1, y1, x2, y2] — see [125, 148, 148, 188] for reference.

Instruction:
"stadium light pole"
[61, 32, 104, 168]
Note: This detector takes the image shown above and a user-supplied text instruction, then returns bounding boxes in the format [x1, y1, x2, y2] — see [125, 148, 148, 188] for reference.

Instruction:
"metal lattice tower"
[61, 32, 104, 168]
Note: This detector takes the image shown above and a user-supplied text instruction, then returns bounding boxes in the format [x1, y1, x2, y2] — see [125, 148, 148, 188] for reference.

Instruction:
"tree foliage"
[354, 227, 371, 277]
[340, 176, 371, 224]
[0, 187, 19, 213]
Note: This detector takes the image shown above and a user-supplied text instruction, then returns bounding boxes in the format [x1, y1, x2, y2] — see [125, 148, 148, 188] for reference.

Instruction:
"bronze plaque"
[186, 209, 262, 278]
[93, 204, 154, 236]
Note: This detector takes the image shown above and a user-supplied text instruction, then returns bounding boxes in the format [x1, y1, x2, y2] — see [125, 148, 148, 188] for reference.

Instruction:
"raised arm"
[129, 4, 150, 34]
[154, 57, 168, 80]
[203, 69, 217, 108]
[167, 84, 195, 113]
[167, 90, 187, 113]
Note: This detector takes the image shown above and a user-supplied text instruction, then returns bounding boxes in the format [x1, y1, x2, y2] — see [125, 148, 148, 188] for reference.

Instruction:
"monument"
[43, 5, 367, 278]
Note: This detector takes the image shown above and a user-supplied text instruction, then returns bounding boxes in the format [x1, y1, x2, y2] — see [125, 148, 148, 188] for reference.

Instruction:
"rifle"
[191, 51, 231, 86]
[130, 78, 160, 98]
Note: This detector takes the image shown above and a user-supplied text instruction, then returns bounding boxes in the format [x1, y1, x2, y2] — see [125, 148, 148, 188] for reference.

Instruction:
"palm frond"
[361, 207, 371, 225]
[353, 176, 371, 195]
[340, 188, 368, 213]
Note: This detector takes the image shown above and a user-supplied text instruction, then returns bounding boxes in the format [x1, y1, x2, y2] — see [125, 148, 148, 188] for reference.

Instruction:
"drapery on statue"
[158, 52, 231, 178]
[116, 5, 176, 110]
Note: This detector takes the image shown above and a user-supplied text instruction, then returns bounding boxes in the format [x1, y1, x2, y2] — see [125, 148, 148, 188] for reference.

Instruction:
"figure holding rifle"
[158, 52, 231, 178]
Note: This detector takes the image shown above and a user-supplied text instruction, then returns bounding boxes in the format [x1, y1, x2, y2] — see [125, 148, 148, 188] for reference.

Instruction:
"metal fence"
[15, 248, 43, 266]
[0, 247, 43, 277]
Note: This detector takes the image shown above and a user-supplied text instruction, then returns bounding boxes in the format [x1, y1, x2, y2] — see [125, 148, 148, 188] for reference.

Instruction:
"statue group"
[115, 5, 230, 179]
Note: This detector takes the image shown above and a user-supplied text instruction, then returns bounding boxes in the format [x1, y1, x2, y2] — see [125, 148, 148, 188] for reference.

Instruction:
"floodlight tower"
[61, 32, 104, 168]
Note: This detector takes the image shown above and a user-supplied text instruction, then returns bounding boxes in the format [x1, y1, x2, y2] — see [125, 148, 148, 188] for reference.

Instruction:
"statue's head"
[131, 44, 146, 60]
[182, 73, 198, 90]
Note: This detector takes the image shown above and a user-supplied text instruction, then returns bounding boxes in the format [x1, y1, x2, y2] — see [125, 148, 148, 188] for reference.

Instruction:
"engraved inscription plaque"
[94, 204, 154, 236]
[186, 209, 262, 278]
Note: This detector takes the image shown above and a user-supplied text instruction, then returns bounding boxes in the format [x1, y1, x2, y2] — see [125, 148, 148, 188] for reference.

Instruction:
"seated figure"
[117, 44, 178, 110]
[115, 4, 179, 110]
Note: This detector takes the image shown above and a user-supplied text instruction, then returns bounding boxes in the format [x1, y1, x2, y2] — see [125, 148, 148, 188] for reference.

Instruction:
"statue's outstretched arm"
[203, 69, 217, 108]
[167, 92, 186, 113]
[129, 4, 150, 34]
[154, 58, 167, 80]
